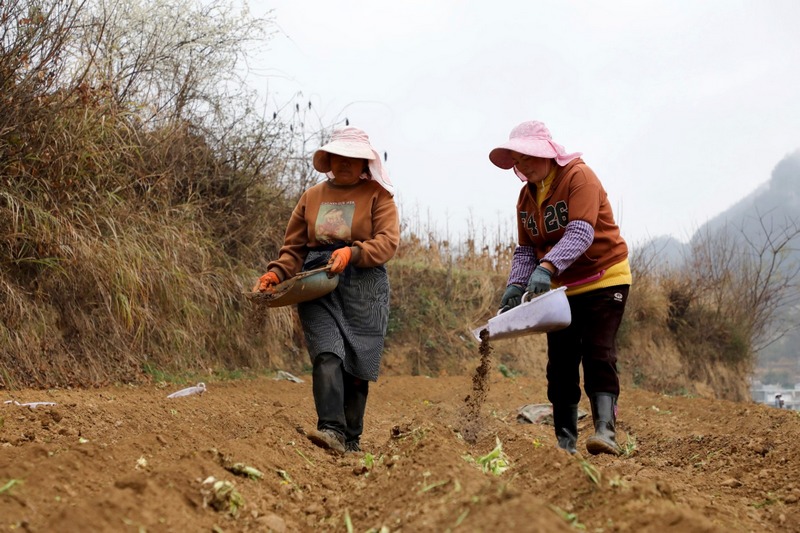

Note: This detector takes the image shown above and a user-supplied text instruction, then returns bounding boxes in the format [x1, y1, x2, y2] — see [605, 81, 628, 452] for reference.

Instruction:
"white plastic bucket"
[472, 286, 571, 341]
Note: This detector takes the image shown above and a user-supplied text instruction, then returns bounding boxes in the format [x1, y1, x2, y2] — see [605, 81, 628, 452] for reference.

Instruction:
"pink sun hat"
[489, 121, 582, 170]
[313, 127, 394, 196]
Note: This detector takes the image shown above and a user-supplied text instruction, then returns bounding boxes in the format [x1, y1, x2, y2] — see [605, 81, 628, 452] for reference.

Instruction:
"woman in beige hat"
[254, 127, 399, 454]
[489, 120, 632, 456]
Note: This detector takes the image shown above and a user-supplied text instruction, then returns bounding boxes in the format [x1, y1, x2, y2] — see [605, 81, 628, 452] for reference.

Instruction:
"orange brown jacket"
[516, 158, 628, 287]
[268, 179, 400, 281]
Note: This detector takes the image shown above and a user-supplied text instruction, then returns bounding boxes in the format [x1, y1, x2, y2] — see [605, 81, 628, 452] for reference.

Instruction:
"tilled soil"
[1, 370, 799, 532]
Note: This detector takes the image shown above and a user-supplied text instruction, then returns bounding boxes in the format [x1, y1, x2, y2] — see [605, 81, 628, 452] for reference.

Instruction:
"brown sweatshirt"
[516, 158, 628, 286]
[268, 179, 400, 281]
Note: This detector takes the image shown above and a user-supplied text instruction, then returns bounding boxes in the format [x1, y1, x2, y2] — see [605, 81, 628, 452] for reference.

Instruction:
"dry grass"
[0, 84, 291, 387]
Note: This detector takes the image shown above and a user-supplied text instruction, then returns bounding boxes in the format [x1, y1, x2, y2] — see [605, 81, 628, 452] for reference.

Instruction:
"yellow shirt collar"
[536, 166, 558, 206]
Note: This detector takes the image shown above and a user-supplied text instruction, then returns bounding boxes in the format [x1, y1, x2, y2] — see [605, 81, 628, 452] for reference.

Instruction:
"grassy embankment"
[0, 107, 753, 400]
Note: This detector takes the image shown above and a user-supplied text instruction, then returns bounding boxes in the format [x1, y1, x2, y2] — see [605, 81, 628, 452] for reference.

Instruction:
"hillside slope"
[699, 149, 800, 239]
[693, 149, 800, 377]
[2, 369, 798, 532]
[634, 149, 800, 382]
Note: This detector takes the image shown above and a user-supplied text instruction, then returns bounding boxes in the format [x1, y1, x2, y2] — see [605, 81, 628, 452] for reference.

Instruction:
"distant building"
[750, 379, 799, 410]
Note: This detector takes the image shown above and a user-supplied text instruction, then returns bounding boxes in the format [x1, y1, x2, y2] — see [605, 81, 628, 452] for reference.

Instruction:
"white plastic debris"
[166, 382, 207, 399]
[273, 370, 304, 383]
[3, 400, 57, 408]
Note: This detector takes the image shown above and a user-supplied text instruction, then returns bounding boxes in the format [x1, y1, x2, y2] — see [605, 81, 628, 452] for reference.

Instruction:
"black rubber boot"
[311, 352, 347, 437]
[344, 375, 369, 453]
[586, 393, 622, 456]
[552, 403, 578, 454]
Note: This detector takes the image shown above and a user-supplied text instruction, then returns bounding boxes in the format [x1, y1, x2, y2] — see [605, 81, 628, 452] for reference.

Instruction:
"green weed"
[295, 449, 315, 467]
[578, 459, 601, 486]
[0, 479, 22, 495]
[497, 363, 520, 378]
[362, 453, 375, 469]
[549, 505, 586, 530]
[750, 494, 778, 509]
[455, 508, 470, 527]
[472, 437, 511, 475]
[421, 479, 449, 493]
[621, 434, 638, 456]
[344, 509, 354, 533]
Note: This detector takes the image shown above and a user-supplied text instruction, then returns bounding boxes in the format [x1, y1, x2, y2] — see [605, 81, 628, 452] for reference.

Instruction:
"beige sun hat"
[313, 127, 394, 195]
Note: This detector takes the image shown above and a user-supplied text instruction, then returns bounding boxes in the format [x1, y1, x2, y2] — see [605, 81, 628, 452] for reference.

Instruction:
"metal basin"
[248, 267, 339, 308]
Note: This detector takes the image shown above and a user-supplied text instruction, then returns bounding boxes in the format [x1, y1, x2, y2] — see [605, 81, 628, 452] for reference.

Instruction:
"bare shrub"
[685, 212, 800, 357]
[638, 212, 800, 399]
[616, 241, 690, 393]
[0, 0, 310, 387]
[76, 0, 273, 126]
[624, 240, 671, 333]
[0, 0, 89, 133]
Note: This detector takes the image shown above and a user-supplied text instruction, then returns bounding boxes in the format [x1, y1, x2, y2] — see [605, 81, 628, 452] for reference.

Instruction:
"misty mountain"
[645, 234, 687, 270]
[636, 149, 800, 377]
[636, 149, 800, 256]
[696, 150, 800, 374]
[695, 148, 800, 243]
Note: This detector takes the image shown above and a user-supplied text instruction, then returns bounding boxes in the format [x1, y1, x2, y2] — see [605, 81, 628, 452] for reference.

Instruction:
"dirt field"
[2, 364, 799, 532]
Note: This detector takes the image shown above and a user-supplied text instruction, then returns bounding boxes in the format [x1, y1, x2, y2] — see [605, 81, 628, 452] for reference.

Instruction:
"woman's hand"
[253, 271, 280, 293]
[327, 247, 352, 274]
[526, 265, 553, 295]
[499, 284, 525, 313]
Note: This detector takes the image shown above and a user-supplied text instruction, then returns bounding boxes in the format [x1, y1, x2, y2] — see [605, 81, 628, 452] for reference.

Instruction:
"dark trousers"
[546, 285, 629, 406]
[312, 352, 369, 444]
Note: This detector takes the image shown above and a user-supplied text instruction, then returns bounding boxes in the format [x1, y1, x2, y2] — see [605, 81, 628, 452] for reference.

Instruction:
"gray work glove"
[499, 284, 525, 314]
[527, 265, 553, 295]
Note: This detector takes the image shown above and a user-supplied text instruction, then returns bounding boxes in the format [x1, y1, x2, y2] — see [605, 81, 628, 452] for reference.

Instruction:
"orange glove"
[253, 271, 280, 293]
[327, 247, 352, 274]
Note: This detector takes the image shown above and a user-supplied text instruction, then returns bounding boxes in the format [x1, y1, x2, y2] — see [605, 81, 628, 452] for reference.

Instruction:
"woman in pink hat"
[254, 126, 400, 454]
[490, 120, 632, 456]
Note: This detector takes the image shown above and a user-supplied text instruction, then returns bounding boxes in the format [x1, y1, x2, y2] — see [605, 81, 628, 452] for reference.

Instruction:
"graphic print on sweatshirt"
[315, 202, 355, 243]
[520, 200, 569, 239]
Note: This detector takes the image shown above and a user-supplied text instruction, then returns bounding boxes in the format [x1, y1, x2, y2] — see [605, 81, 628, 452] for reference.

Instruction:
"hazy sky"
[247, 1, 800, 246]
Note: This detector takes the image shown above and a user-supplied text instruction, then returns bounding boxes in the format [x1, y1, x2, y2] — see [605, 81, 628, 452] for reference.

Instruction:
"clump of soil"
[245, 287, 286, 306]
[460, 328, 493, 444]
[246, 298, 270, 330]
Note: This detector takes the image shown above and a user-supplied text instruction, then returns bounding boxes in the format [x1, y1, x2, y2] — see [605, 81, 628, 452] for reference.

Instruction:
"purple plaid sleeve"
[542, 220, 594, 275]
[508, 245, 537, 286]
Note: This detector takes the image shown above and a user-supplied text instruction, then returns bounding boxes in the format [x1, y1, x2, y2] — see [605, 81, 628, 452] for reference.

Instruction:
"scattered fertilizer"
[460, 328, 493, 444]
